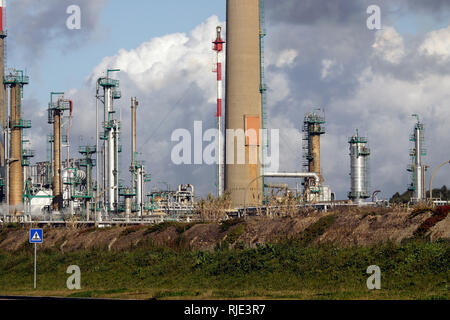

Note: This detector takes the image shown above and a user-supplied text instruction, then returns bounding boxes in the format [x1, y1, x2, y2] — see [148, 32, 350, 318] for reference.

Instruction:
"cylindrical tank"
[348, 132, 370, 204]
[125, 190, 132, 222]
[9, 85, 23, 213]
[225, 0, 263, 208]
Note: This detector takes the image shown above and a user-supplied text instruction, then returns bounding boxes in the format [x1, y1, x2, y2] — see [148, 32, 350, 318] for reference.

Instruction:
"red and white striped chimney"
[213, 26, 225, 197]
[0, 0, 5, 33]
[213, 26, 225, 118]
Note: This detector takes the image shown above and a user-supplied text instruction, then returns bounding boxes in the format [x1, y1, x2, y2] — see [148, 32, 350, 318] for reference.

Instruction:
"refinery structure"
[0, 0, 445, 225]
[408, 114, 427, 203]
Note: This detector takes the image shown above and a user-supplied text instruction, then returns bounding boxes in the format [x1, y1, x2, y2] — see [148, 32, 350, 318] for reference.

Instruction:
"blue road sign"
[29, 229, 43, 243]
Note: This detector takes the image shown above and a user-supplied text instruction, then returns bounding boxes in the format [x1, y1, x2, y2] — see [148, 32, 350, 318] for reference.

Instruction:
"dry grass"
[195, 192, 232, 222]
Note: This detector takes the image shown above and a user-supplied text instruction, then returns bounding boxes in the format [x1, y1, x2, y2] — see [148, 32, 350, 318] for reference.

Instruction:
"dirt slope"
[0, 209, 448, 252]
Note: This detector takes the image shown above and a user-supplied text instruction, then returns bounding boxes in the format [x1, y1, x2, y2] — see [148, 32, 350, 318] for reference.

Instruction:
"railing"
[79, 146, 96, 154]
[22, 149, 35, 157]
[113, 89, 121, 99]
[99, 78, 119, 87]
[13, 119, 32, 128]
[4, 73, 29, 84]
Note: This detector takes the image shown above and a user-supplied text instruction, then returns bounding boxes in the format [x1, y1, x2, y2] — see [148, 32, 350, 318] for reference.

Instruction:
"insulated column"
[225, 0, 263, 208]
[9, 84, 22, 212]
[52, 108, 62, 211]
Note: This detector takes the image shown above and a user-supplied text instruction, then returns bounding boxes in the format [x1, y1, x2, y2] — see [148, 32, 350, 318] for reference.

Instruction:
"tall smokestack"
[9, 84, 23, 212]
[225, 0, 263, 208]
[213, 26, 225, 197]
[0, 1, 7, 167]
[4, 70, 29, 214]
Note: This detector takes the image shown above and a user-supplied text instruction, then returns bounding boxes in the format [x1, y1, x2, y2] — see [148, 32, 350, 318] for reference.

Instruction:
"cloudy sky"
[5, 0, 450, 201]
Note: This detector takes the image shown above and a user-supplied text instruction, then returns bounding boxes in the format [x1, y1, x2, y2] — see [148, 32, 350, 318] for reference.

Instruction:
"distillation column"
[131, 97, 137, 172]
[130, 97, 144, 217]
[79, 145, 96, 215]
[99, 70, 121, 213]
[48, 94, 70, 212]
[302, 110, 326, 201]
[225, 0, 263, 208]
[408, 114, 426, 202]
[52, 107, 62, 210]
[348, 130, 370, 204]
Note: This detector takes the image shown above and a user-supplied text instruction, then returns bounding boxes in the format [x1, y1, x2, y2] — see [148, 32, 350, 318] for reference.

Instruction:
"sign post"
[29, 229, 43, 289]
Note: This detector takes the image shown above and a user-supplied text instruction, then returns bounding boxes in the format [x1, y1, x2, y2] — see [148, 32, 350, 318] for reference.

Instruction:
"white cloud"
[26, 11, 450, 201]
[75, 15, 224, 196]
[267, 71, 291, 105]
[372, 27, 405, 64]
[419, 25, 450, 59]
[320, 59, 342, 80]
[276, 49, 298, 68]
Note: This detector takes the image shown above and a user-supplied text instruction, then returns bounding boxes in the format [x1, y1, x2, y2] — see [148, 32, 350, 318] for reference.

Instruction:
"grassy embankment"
[0, 216, 448, 300]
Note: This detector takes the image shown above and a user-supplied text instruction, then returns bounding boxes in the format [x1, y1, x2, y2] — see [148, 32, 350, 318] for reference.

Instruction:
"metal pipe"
[264, 172, 320, 183]
[243, 172, 320, 215]
[429, 160, 450, 203]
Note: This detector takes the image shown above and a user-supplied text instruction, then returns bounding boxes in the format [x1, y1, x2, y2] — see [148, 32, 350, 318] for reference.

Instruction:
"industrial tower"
[47, 93, 71, 211]
[4, 69, 30, 213]
[212, 26, 225, 197]
[129, 97, 147, 217]
[225, 0, 263, 208]
[348, 129, 370, 204]
[407, 114, 426, 202]
[302, 109, 325, 200]
[78, 145, 96, 215]
[98, 69, 122, 213]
